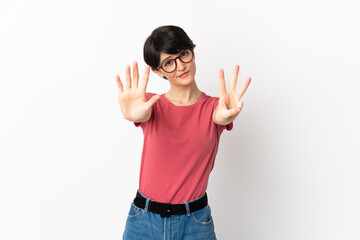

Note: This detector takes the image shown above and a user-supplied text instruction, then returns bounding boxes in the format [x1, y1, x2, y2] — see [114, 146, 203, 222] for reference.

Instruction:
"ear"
[152, 68, 167, 80]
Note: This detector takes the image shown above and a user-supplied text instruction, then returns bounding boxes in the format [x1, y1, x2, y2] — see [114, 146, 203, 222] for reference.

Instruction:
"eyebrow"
[159, 49, 188, 65]
[160, 55, 173, 65]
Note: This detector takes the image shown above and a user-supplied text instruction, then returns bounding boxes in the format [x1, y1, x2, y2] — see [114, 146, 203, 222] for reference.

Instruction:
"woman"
[116, 25, 251, 239]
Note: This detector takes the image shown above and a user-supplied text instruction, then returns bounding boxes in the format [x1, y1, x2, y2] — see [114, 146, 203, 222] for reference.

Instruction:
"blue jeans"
[123, 191, 217, 240]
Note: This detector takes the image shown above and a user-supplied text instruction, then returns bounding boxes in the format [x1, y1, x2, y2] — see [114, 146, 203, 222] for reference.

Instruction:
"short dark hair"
[143, 25, 196, 71]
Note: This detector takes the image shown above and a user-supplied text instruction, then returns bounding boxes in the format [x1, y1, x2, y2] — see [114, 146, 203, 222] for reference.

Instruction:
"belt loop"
[184, 202, 191, 216]
[144, 198, 150, 212]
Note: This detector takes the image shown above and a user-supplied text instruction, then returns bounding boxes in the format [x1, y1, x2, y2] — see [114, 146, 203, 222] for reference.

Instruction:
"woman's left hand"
[213, 65, 251, 125]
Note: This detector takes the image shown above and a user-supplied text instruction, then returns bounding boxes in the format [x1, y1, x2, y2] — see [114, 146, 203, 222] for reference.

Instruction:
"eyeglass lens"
[161, 49, 193, 73]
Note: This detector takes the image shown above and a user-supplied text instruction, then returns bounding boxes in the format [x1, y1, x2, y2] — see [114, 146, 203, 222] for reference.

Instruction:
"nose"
[176, 58, 186, 71]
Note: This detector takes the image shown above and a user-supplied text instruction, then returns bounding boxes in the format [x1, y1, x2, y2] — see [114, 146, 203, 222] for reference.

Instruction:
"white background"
[1, 0, 360, 239]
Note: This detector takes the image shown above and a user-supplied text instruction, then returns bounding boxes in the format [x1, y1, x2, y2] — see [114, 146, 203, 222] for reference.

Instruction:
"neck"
[165, 82, 202, 106]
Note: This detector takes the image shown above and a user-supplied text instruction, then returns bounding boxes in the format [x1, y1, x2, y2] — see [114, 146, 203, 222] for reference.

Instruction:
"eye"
[164, 60, 173, 67]
[181, 51, 189, 57]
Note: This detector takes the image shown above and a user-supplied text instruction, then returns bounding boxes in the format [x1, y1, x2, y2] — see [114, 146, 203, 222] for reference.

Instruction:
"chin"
[182, 77, 196, 87]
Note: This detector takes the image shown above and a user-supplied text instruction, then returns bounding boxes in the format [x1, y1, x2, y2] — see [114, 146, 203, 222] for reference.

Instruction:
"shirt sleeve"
[216, 120, 233, 131]
[224, 121, 233, 131]
[134, 122, 142, 127]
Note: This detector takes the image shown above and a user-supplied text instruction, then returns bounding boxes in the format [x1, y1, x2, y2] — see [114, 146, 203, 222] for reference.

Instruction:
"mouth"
[178, 71, 189, 78]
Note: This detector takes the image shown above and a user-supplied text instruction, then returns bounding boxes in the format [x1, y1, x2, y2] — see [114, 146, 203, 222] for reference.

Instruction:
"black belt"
[133, 191, 208, 217]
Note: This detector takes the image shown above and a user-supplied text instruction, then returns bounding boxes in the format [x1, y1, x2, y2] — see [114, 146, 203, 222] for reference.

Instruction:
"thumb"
[146, 95, 161, 107]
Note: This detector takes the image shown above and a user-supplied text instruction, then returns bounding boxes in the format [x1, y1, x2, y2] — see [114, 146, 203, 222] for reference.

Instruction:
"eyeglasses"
[157, 49, 194, 73]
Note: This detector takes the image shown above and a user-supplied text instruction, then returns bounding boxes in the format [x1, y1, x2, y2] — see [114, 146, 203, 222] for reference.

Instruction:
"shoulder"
[201, 92, 219, 101]
[144, 92, 157, 100]
[201, 92, 220, 109]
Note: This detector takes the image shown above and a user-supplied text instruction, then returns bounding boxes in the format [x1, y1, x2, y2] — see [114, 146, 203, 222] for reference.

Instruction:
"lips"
[178, 71, 189, 78]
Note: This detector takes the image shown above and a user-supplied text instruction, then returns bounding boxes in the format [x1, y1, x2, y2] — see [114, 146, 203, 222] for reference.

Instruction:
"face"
[152, 49, 196, 86]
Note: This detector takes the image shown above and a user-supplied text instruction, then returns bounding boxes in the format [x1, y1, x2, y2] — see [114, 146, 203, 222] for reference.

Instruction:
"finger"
[140, 65, 151, 92]
[228, 105, 242, 117]
[133, 61, 139, 88]
[224, 101, 243, 117]
[236, 77, 251, 101]
[219, 107, 240, 120]
[229, 65, 240, 93]
[219, 69, 227, 97]
[125, 65, 131, 89]
[146, 94, 161, 108]
[115, 74, 124, 93]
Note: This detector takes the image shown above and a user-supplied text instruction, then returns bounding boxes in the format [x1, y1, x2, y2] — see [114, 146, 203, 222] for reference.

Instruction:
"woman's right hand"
[116, 61, 161, 122]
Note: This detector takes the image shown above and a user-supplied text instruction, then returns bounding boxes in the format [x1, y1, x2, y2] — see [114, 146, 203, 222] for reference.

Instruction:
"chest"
[149, 107, 217, 149]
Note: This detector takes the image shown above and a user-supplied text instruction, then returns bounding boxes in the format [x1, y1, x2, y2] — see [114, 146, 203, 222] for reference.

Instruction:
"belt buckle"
[160, 204, 172, 218]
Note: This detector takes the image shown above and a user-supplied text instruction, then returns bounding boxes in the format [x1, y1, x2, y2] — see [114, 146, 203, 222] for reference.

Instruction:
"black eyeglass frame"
[156, 48, 194, 73]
